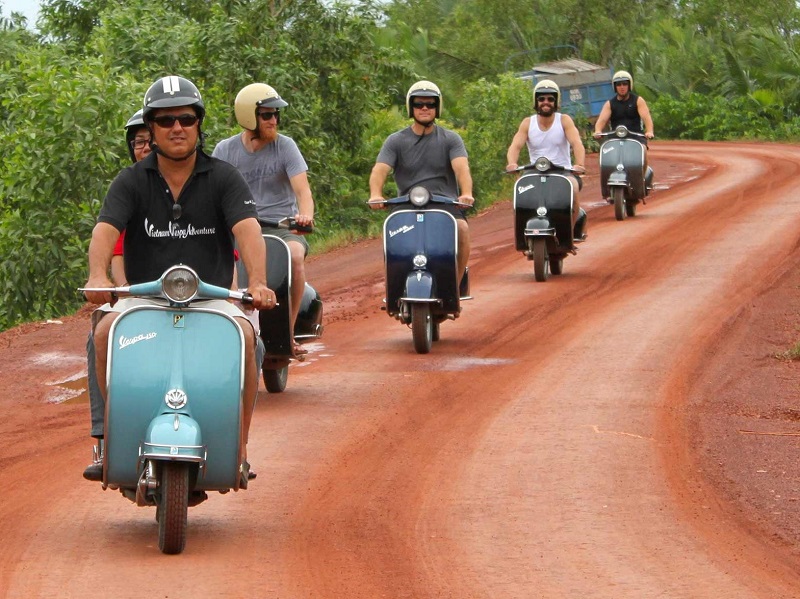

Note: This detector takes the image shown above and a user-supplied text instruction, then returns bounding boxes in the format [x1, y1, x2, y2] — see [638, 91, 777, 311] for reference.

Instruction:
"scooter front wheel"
[612, 187, 626, 221]
[411, 304, 433, 354]
[157, 462, 189, 555]
[532, 239, 549, 282]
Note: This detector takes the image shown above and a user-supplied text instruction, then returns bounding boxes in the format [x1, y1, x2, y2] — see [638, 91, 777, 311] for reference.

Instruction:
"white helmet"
[406, 80, 442, 118]
[235, 83, 289, 130]
[612, 70, 633, 91]
[533, 79, 560, 110]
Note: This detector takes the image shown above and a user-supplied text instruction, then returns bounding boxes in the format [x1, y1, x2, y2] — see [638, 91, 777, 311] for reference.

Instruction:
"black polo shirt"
[98, 150, 257, 287]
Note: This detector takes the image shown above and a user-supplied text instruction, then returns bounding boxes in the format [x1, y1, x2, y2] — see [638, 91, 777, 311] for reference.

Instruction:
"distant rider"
[593, 70, 655, 192]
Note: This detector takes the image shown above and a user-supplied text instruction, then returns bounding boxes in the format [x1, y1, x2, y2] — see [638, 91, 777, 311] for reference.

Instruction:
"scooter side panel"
[295, 283, 324, 340]
[599, 138, 646, 199]
[256, 235, 293, 356]
[384, 209, 459, 315]
[106, 307, 243, 490]
[513, 174, 574, 253]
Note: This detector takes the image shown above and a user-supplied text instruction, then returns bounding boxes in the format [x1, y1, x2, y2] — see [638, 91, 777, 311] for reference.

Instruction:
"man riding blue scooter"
[83, 75, 275, 482]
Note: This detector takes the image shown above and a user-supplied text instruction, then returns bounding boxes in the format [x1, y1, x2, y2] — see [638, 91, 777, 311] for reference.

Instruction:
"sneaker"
[83, 461, 103, 481]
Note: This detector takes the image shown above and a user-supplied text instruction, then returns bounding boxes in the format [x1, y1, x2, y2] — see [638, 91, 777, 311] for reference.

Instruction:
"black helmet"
[124, 108, 146, 163]
[142, 75, 205, 122]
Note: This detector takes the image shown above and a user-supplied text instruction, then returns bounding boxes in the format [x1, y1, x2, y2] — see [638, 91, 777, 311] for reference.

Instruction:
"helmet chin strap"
[413, 116, 435, 130]
[151, 143, 198, 162]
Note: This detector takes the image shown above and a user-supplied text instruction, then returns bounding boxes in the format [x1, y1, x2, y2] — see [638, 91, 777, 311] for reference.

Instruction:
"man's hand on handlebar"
[367, 197, 386, 210]
[246, 282, 277, 310]
[293, 213, 314, 228]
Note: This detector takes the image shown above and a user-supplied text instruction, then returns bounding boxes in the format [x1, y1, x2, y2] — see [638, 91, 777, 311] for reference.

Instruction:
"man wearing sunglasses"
[506, 79, 587, 239]
[83, 75, 275, 480]
[369, 80, 475, 288]
[212, 83, 315, 357]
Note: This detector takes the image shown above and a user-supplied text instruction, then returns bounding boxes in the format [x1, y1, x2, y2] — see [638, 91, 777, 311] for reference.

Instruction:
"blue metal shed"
[517, 58, 613, 121]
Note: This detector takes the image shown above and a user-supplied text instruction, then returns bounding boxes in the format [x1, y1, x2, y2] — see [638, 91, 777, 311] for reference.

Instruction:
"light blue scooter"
[81, 265, 255, 554]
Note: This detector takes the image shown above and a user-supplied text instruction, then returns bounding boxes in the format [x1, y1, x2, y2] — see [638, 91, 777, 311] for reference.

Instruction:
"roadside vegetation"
[2, 0, 800, 330]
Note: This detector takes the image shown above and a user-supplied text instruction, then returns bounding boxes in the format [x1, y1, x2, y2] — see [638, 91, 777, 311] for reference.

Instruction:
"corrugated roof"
[532, 58, 606, 74]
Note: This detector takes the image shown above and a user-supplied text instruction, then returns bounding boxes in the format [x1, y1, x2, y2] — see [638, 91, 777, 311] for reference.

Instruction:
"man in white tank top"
[506, 80, 586, 234]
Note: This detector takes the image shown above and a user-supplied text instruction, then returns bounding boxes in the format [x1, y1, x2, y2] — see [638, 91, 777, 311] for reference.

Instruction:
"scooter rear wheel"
[263, 365, 289, 393]
[157, 462, 189, 555]
[411, 304, 433, 354]
[612, 187, 626, 221]
[625, 200, 637, 217]
[549, 256, 563, 275]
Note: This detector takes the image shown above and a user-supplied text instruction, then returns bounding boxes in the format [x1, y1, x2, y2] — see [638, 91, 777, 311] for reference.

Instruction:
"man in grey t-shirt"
[369, 80, 474, 286]
[213, 83, 315, 356]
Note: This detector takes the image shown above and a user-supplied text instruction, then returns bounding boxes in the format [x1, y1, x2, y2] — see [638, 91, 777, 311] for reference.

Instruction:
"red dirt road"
[2, 142, 800, 598]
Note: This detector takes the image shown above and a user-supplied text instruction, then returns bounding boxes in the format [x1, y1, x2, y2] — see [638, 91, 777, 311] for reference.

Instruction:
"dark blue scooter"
[369, 187, 472, 354]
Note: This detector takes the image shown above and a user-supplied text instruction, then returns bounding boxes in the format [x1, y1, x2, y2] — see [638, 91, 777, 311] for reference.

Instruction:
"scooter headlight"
[163, 266, 199, 303]
[409, 186, 431, 207]
[413, 254, 428, 268]
[534, 157, 552, 172]
[615, 126, 629, 138]
[536, 206, 548, 217]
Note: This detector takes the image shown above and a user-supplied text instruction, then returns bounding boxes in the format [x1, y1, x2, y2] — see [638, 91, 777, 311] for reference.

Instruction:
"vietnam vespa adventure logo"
[144, 218, 216, 239]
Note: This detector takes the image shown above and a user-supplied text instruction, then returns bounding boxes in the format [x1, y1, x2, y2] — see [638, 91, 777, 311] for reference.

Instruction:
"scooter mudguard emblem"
[173, 314, 184, 328]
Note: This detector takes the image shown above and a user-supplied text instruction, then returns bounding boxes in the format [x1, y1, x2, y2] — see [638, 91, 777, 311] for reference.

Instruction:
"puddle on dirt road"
[46, 374, 89, 404]
[420, 356, 515, 371]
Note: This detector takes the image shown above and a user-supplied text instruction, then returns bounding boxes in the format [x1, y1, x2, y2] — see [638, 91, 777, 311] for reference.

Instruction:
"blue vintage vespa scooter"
[596, 125, 654, 221]
[369, 187, 472, 354]
[237, 218, 323, 393]
[508, 157, 587, 282]
[81, 265, 257, 554]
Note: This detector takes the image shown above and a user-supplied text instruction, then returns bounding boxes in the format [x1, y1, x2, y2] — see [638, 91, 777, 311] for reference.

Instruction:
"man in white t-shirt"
[213, 83, 315, 357]
[505, 79, 586, 237]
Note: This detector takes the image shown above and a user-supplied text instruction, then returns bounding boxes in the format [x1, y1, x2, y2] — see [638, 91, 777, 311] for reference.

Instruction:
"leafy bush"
[0, 47, 138, 329]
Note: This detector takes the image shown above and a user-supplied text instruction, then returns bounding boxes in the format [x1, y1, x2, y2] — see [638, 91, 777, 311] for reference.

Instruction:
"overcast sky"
[3, 0, 40, 25]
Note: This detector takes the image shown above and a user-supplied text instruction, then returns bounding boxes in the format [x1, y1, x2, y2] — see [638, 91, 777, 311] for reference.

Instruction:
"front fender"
[142, 414, 205, 462]
[524, 217, 556, 237]
[404, 270, 435, 300]
[608, 172, 629, 187]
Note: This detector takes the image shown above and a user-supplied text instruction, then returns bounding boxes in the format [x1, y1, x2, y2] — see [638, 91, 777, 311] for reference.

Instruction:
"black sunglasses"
[257, 111, 279, 121]
[536, 95, 556, 103]
[129, 138, 151, 149]
[412, 101, 437, 109]
[614, 81, 630, 87]
[151, 114, 199, 129]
